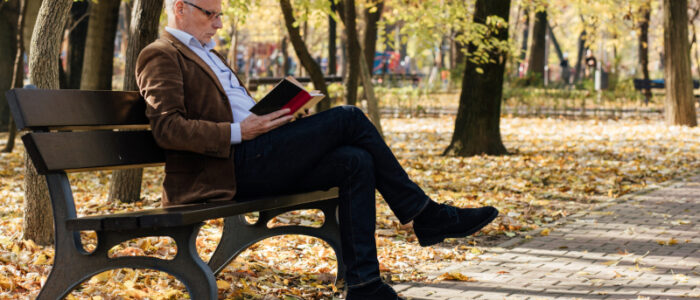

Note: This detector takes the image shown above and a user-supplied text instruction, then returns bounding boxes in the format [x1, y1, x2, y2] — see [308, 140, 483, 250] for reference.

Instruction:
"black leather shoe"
[346, 281, 405, 300]
[413, 204, 499, 247]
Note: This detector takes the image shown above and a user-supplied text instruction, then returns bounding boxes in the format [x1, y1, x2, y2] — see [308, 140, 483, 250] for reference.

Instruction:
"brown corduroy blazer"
[136, 31, 245, 206]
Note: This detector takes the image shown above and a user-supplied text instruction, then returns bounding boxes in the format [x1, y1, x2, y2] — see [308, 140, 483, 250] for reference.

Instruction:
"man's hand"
[241, 109, 293, 141]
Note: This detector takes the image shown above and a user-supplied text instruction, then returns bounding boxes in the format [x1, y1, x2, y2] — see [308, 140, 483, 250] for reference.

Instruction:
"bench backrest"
[6, 88, 164, 174]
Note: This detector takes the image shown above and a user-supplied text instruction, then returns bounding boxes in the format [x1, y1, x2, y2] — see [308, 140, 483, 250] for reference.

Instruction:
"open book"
[250, 76, 325, 118]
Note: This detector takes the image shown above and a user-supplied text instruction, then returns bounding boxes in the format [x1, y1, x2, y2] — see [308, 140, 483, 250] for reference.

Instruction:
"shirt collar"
[165, 27, 215, 51]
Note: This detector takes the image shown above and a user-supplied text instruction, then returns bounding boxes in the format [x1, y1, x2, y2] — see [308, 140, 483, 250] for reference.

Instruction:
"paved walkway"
[396, 174, 700, 299]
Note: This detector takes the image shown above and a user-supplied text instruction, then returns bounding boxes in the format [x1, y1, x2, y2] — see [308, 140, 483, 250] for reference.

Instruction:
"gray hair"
[164, 0, 177, 14]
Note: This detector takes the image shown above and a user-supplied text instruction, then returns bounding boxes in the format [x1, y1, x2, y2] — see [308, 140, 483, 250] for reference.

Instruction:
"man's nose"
[213, 17, 223, 29]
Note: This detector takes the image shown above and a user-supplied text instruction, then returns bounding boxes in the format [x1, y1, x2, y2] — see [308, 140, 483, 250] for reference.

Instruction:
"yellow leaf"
[217, 279, 231, 289]
[90, 271, 112, 283]
[33, 254, 47, 265]
[437, 272, 478, 282]
[540, 228, 550, 236]
[602, 260, 620, 266]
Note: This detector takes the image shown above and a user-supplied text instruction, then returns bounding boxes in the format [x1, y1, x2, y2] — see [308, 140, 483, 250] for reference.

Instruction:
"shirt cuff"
[230, 123, 242, 144]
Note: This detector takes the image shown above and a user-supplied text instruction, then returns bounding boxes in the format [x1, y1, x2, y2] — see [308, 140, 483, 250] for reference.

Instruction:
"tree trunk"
[519, 9, 529, 65]
[344, 0, 382, 135]
[340, 28, 348, 78]
[227, 21, 238, 70]
[22, 0, 41, 57]
[3, 0, 24, 153]
[328, 1, 337, 76]
[527, 10, 546, 82]
[546, 21, 564, 63]
[663, 0, 697, 126]
[80, 0, 121, 90]
[279, 0, 329, 111]
[573, 29, 586, 84]
[281, 36, 289, 76]
[639, 2, 652, 104]
[26, 0, 72, 245]
[444, 0, 510, 157]
[0, 0, 20, 130]
[342, 0, 360, 106]
[66, 0, 89, 89]
[363, 0, 384, 72]
[358, 46, 384, 137]
[108, 0, 163, 204]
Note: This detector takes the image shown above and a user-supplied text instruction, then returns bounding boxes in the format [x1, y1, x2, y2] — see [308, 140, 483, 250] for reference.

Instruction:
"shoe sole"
[418, 208, 499, 247]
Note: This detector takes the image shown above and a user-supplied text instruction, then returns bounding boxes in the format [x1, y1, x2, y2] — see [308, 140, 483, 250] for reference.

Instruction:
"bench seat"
[66, 188, 338, 231]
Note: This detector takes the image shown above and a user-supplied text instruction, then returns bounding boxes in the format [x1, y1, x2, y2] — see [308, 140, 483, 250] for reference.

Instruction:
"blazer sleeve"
[136, 43, 231, 158]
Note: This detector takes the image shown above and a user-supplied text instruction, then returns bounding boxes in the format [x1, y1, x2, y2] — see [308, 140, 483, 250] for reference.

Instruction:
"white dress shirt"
[165, 27, 255, 144]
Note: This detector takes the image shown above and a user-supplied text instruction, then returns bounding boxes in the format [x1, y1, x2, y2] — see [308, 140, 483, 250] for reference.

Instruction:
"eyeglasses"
[182, 0, 223, 20]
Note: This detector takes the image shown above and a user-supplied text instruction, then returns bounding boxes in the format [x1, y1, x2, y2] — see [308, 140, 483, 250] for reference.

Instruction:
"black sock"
[413, 200, 441, 224]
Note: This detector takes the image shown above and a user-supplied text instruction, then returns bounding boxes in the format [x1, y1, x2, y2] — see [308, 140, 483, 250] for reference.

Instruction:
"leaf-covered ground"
[0, 116, 699, 299]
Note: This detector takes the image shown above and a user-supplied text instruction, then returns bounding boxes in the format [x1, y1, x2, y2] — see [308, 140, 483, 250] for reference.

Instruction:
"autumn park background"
[0, 0, 699, 299]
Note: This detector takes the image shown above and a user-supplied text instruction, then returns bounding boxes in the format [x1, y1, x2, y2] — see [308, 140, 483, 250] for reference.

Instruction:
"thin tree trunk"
[25, 0, 72, 245]
[546, 21, 564, 63]
[527, 10, 546, 82]
[445, 0, 510, 157]
[690, 7, 700, 78]
[279, 0, 329, 111]
[519, 9, 529, 63]
[281, 36, 289, 76]
[3, 0, 25, 153]
[0, 0, 20, 130]
[345, 0, 382, 136]
[227, 21, 238, 70]
[573, 28, 586, 84]
[66, 0, 89, 89]
[21, 0, 41, 58]
[358, 47, 383, 137]
[80, 0, 121, 90]
[342, 0, 360, 106]
[639, 2, 652, 104]
[328, 1, 337, 76]
[340, 28, 348, 78]
[663, 0, 697, 126]
[108, 0, 163, 204]
[363, 0, 384, 71]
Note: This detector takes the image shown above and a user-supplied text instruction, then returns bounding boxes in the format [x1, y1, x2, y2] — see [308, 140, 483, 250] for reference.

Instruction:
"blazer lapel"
[161, 31, 227, 96]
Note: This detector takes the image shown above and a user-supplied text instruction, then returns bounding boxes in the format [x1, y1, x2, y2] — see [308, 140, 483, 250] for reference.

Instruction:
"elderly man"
[136, 0, 498, 298]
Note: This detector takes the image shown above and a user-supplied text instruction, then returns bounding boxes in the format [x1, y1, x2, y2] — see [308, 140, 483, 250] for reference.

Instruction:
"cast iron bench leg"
[37, 223, 217, 300]
[208, 198, 346, 282]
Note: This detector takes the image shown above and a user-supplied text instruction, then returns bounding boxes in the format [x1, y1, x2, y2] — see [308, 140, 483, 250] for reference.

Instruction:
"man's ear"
[174, 0, 186, 17]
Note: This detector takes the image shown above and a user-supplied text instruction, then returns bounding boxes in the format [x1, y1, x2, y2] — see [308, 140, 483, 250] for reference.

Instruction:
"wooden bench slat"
[6, 89, 147, 131]
[65, 188, 339, 231]
[23, 131, 164, 174]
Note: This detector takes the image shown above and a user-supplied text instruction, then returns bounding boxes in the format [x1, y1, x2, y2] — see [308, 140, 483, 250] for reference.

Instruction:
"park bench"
[6, 87, 345, 300]
[633, 78, 700, 103]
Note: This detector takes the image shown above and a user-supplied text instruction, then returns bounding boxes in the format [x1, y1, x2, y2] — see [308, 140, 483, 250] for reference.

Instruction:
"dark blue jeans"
[233, 106, 430, 287]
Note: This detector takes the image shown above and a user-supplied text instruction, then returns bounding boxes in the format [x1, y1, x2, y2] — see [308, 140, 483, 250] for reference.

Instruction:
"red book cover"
[250, 76, 325, 117]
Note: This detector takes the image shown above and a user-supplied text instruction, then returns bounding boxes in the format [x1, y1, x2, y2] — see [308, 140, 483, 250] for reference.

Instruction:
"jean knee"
[339, 147, 373, 175]
[337, 105, 367, 120]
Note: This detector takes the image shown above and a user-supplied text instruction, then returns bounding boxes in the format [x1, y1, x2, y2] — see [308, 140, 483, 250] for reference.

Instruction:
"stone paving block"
[409, 175, 700, 300]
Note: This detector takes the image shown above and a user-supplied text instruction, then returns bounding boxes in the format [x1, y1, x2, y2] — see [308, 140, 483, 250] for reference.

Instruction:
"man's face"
[175, 0, 223, 45]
